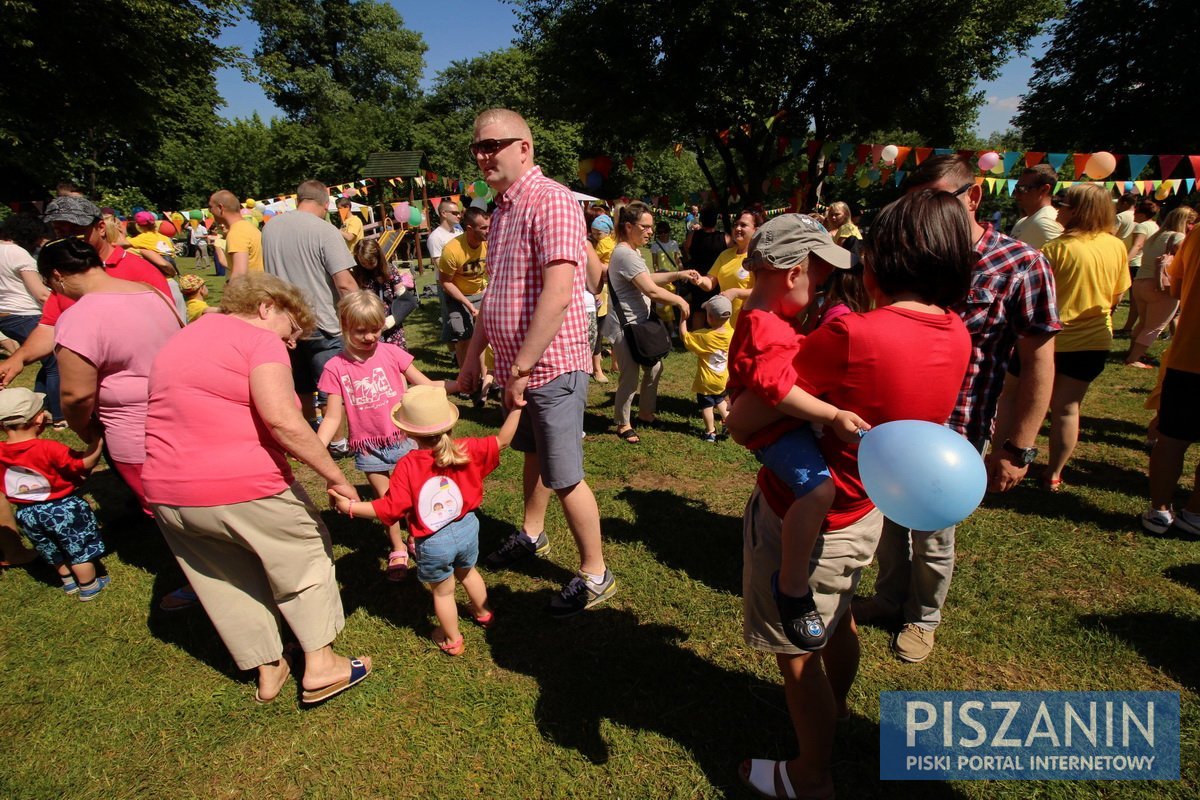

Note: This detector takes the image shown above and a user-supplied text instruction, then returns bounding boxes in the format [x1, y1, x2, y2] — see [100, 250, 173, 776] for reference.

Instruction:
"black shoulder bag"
[607, 255, 671, 367]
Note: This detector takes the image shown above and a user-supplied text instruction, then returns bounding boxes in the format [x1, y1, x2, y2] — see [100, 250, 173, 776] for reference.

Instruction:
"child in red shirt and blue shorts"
[728, 214, 869, 651]
[329, 386, 521, 657]
[0, 388, 107, 600]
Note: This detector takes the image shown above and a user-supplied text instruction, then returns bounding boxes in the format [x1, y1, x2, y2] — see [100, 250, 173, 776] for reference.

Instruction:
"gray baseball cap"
[701, 294, 732, 320]
[746, 213, 852, 271]
[43, 195, 101, 226]
[0, 388, 47, 426]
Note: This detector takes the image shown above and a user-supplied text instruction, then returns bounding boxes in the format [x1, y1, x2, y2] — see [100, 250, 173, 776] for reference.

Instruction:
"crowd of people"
[1, 112, 1199, 797]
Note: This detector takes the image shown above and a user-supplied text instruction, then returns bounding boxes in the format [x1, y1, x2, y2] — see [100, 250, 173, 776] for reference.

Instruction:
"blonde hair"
[1060, 183, 1117, 236]
[220, 272, 316, 334]
[100, 213, 122, 245]
[413, 431, 469, 468]
[336, 290, 386, 332]
[1160, 206, 1194, 235]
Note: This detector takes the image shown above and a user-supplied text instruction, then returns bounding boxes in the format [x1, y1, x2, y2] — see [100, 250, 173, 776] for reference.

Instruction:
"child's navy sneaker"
[78, 574, 111, 602]
[701, 432, 717, 444]
[772, 571, 827, 651]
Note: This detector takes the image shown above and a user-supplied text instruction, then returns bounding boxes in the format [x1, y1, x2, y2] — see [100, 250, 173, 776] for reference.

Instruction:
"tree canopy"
[514, 0, 1059, 208]
[1016, 0, 1200, 155]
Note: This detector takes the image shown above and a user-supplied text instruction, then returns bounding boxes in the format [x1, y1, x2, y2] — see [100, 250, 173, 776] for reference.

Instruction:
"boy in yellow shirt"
[680, 295, 734, 442]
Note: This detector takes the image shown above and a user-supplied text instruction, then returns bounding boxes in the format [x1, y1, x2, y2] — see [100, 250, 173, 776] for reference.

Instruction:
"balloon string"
[856, 428, 867, 439]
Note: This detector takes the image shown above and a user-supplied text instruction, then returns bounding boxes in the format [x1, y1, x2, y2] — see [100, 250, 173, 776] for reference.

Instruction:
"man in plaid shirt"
[458, 108, 615, 618]
[856, 155, 1061, 663]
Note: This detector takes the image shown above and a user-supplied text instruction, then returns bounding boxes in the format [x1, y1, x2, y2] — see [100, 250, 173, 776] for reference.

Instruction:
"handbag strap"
[656, 241, 680, 272]
[140, 282, 186, 328]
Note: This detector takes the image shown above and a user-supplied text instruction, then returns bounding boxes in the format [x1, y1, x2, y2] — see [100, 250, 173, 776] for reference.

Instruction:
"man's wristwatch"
[1002, 439, 1038, 466]
[510, 363, 534, 379]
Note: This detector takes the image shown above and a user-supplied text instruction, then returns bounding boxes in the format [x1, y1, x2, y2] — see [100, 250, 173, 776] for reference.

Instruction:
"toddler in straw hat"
[329, 385, 521, 656]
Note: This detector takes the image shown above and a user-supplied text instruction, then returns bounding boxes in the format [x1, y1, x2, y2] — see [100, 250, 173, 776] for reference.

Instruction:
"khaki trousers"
[153, 483, 345, 670]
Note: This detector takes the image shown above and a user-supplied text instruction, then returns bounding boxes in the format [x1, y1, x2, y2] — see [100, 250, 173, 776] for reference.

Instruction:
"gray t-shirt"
[609, 243, 653, 324]
[261, 210, 356, 335]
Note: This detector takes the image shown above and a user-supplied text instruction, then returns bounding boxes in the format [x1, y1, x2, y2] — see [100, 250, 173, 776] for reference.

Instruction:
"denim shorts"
[754, 425, 831, 498]
[354, 437, 416, 474]
[13, 494, 104, 566]
[696, 392, 728, 409]
[414, 512, 480, 584]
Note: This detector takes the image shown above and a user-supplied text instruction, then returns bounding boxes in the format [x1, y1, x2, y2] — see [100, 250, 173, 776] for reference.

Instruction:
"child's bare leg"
[777, 479, 835, 598]
[701, 406, 716, 434]
[716, 398, 729, 425]
[68, 560, 97, 586]
[366, 473, 406, 553]
[429, 576, 461, 643]
[456, 566, 489, 618]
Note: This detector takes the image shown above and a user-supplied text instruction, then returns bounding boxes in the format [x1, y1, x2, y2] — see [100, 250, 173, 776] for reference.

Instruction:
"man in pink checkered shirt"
[457, 108, 615, 618]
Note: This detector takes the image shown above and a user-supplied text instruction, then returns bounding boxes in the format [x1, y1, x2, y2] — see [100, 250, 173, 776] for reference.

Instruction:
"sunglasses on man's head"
[469, 137, 522, 157]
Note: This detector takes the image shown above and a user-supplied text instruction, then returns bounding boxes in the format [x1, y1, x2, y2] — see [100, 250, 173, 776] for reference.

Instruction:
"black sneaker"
[485, 530, 549, 569]
[548, 570, 617, 618]
[772, 571, 827, 651]
[328, 441, 351, 459]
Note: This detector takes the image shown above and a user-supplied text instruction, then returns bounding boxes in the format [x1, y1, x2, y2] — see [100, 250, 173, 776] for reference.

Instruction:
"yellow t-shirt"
[594, 235, 615, 317]
[126, 230, 175, 258]
[185, 297, 209, 323]
[835, 222, 862, 243]
[681, 322, 733, 395]
[1041, 232, 1131, 352]
[1166, 227, 1200, 373]
[438, 236, 488, 296]
[341, 214, 364, 252]
[709, 248, 754, 327]
[225, 219, 264, 272]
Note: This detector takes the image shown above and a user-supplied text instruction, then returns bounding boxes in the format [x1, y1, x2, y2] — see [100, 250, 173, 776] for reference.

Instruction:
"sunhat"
[390, 385, 459, 437]
[0, 388, 47, 426]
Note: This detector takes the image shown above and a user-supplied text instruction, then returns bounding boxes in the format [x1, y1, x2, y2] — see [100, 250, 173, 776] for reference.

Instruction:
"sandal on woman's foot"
[473, 610, 495, 628]
[385, 549, 409, 582]
[617, 427, 640, 444]
[300, 657, 371, 705]
[1041, 476, 1064, 492]
[739, 758, 833, 800]
[159, 584, 200, 612]
[254, 654, 292, 704]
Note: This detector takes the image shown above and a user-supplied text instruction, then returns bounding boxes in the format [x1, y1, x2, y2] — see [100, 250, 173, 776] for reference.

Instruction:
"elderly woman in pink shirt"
[142, 273, 371, 706]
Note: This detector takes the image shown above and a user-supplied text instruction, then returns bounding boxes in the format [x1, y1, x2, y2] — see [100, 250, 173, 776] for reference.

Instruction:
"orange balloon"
[1084, 151, 1117, 180]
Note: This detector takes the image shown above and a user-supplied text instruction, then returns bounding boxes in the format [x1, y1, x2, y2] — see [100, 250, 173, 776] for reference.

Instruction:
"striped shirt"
[948, 223, 1061, 443]
[481, 166, 591, 389]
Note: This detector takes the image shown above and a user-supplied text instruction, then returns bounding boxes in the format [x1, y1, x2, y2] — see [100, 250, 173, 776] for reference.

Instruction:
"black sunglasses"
[949, 182, 974, 197]
[469, 137, 522, 157]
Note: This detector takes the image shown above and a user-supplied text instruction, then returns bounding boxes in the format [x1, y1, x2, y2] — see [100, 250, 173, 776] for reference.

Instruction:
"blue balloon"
[857, 420, 986, 531]
[586, 170, 603, 190]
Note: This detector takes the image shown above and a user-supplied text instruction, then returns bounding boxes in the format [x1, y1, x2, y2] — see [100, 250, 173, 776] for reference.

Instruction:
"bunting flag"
[985, 177, 997, 193]
[870, 144, 884, 166]
[914, 147, 933, 165]
[1187, 178, 1196, 193]
[806, 139, 821, 161]
[624, 156, 635, 173]
[1072, 153, 1091, 178]
[934, 148, 953, 157]
[838, 142, 855, 163]
[1190, 156, 1200, 180]
[1025, 152, 1046, 168]
[1007, 179, 1017, 195]
[1127, 154, 1152, 180]
[1002, 151, 1022, 174]
[1158, 155, 1183, 179]
[1046, 153, 1068, 171]
[894, 170, 906, 186]
[891, 146, 912, 170]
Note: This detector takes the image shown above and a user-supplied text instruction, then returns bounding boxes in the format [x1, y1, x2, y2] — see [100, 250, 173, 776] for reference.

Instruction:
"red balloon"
[158, 221, 177, 237]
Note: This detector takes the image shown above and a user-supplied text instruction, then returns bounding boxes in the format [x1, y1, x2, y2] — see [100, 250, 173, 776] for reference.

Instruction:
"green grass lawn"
[0, 256, 1196, 798]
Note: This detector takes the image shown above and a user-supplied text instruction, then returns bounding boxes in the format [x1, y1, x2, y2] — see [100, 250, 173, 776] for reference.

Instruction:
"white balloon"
[881, 144, 899, 163]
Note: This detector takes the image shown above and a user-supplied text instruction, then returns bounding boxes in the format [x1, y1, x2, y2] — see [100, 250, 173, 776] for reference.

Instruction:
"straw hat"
[390, 385, 459, 437]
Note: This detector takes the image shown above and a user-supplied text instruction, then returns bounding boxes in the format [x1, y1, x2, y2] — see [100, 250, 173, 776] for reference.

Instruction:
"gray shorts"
[742, 487, 883, 654]
[290, 329, 344, 395]
[512, 370, 587, 490]
[443, 292, 483, 343]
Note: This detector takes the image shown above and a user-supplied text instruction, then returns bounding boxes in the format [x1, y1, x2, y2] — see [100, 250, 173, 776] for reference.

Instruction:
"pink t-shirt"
[55, 290, 181, 463]
[142, 314, 296, 507]
[317, 343, 414, 452]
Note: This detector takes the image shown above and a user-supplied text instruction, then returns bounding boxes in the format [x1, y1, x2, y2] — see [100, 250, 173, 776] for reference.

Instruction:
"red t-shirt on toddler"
[372, 436, 501, 538]
[727, 307, 807, 451]
[0, 439, 88, 504]
[758, 306, 971, 530]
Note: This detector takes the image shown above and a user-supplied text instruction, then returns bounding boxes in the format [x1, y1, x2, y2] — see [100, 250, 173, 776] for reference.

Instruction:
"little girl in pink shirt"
[317, 291, 458, 580]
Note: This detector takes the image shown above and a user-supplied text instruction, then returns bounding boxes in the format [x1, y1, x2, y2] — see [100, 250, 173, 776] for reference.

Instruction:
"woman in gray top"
[607, 202, 698, 443]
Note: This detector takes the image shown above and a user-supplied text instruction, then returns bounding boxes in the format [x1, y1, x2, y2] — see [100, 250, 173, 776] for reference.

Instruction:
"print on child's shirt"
[5, 465, 52, 502]
[706, 350, 728, 374]
[417, 475, 464, 532]
[340, 367, 402, 410]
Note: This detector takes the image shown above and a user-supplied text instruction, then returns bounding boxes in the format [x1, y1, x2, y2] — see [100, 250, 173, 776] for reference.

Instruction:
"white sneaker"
[1176, 508, 1200, 537]
[1141, 507, 1174, 534]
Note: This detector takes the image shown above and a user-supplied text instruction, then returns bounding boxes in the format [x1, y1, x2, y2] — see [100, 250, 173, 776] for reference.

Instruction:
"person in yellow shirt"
[1034, 184, 1130, 490]
[680, 295, 734, 443]
[337, 197, 364, 252]
[588, 211, 616, 382]
[438, 206, 489, 374]
[208, 190, 263, 277]
[126, 211, 178, 273]
[178, 274, 211, 322]
[693, 208, 762, 329]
